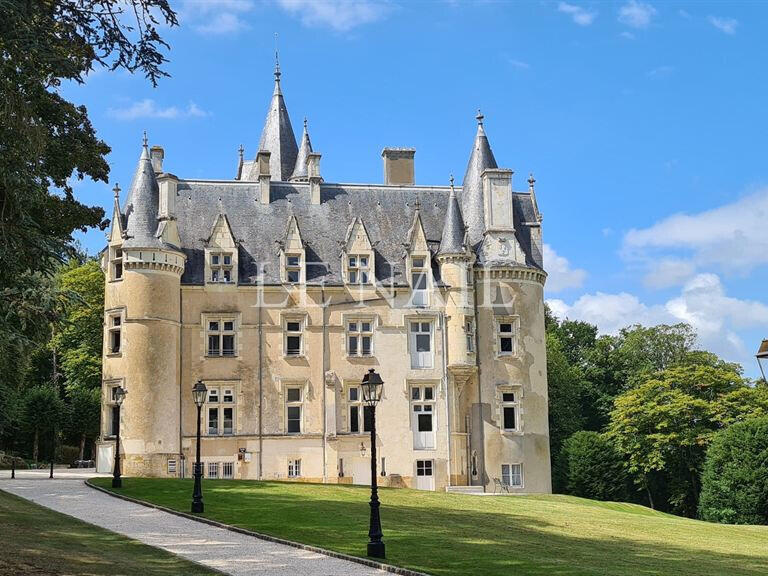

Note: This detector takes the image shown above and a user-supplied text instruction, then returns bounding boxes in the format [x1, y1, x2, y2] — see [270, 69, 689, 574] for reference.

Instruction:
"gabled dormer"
[404, 203, 431, 306]
[342, 217, 375, 286]
[106, 183, 125, 282]
[279, 215, 305, 284]
[204, 213, 238, 285]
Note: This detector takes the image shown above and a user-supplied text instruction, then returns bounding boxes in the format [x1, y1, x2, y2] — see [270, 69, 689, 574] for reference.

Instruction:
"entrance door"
[415, 460, 435, 491]
[352, 457, 372, 486]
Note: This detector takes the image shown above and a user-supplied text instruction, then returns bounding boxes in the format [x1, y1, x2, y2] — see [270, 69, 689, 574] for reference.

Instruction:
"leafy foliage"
[561, 431, 628, 501]
[699, 417, 768, 524]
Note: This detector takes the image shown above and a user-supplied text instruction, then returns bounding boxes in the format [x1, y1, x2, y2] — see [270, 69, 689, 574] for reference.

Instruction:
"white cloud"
[277, 0, 391, 32]
[107, 99, 208, 121]
[647, 65, 673, 78]
[548, 273, 768, 364]
[507, 59, 530, 70]
[180, 0, 254, 35]
[643, 258, 696, 289]
[623, 188, 768, 275]
[557, 2, 597, 26]
[543, 244, 587, 293]
[709, 16, 738, 35]
[618, 1, 656, 29]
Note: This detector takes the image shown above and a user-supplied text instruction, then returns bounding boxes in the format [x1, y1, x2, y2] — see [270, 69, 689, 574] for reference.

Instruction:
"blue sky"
[65, 1, 768, 375]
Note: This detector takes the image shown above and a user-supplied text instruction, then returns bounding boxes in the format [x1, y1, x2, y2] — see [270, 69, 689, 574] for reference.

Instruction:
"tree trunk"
[645, 483, 655, 510]
[79, 433, 86, 461]
[33, 428, 39, 463]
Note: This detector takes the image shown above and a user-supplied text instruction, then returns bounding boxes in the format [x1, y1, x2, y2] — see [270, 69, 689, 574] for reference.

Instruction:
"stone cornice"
[474, 266, 547, 286]
[124, 260, 185, 275]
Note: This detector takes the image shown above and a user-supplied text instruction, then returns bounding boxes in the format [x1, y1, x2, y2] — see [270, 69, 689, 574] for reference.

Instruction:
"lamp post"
[112, 385, 126, 488]
[191, 379, 207, 514]
[361, 368, 385, 559]
[757, 340, 768, 383]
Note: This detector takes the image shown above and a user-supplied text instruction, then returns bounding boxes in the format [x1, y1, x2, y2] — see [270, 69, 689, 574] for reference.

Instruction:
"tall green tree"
[22, 385, 65, 463]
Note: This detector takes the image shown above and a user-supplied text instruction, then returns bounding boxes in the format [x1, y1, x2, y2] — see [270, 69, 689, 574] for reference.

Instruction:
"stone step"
[445, 485, 485, 494]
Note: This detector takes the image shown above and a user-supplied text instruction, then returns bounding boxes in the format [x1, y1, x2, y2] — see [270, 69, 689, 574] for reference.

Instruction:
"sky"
[64, 0, 768, 376]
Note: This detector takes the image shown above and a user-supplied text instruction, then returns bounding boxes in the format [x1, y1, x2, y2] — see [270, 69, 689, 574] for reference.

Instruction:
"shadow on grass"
[94, 478, 768, 576]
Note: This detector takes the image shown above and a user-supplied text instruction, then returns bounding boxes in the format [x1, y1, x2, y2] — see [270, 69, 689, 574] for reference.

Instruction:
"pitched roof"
[437, 180, 467, 255]
[290, 118, 313, 181]
[461, 111, 498, 248]
[253, 66, 298, 181]
[171, 180, 541, 286]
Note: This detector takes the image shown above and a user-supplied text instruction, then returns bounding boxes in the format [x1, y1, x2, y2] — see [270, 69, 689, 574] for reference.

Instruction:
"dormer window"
[410, 257, 429, 307]
[210, 252, 233, 283]
[347, 255, 370, 285]
[285, 254, 302, 283]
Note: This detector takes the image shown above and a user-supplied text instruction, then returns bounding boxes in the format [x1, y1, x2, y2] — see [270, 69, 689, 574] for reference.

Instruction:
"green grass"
[91, 477, 768, 576]
[0, 488, 218, 576]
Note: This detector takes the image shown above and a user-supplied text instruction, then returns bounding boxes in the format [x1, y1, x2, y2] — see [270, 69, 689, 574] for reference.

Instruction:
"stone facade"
[96, 64, 552, 493]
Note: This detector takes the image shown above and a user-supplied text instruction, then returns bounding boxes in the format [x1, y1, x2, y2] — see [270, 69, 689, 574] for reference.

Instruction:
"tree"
[561, 431, 628, 501]
[699, 417, 768, 524]
[614, 324, 696, 386]
[22, 386, 65, 463]
[0, 0, 177, 347]
[66, 386, 101, 461]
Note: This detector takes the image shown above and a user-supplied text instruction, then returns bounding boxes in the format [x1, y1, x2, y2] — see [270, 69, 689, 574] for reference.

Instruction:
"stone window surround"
[502, 463, 524, 488]
[281, 312, 308, 358]
[102, 378, 125, 439]
[405, 313, 439, 370]
[343, 252, 373, 286]
[343, 314, 376, 357]
[496, 384, 523, 435]
[406, 253, 431, 307]
[494, 315, 521, 358]
[280, 380, 308, 435]
[105, 307, 125, 357]
[108, 245, 124, 282]
[287, 458, 302, 478]
[409, 380, 439, 451]
[341, 380, 373, 435]
[464, 314, 476, 354]
[201, 312, 241, 359]
[203, 379, 240, 436]
[207, 250, 235, 284]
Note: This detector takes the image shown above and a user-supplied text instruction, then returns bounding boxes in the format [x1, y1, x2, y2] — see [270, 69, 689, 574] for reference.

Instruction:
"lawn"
[91, 477, 768, 576]
[0, 488, 218, 576]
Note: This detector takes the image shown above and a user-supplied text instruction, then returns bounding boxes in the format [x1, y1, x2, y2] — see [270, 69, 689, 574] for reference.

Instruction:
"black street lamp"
[112, 385, 126, 488]
[361, 368, 385, 559]
[49, 426, 55, 479]
[191, 379, 207, 514]
[757, 340, 768, 383]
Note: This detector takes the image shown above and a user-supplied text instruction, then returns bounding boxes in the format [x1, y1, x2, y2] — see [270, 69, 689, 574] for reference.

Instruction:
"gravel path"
[1, 471, 386, 576]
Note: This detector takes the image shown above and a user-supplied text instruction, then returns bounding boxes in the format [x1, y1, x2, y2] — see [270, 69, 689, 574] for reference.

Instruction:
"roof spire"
[438, 174, 468, 256]
[113, 182, 121, 200]
[462, 110, 498, 248]
[236, 144, 245, 180]
[142, 130, 148, 148]
[290, 117, 314, 181]
[123, 136, 163, 248]
[528, 172, 536, 192]
[274, 33, 282, 91]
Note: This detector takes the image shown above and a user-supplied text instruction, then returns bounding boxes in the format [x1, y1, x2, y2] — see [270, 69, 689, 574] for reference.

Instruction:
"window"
[416, 460, 433, 476]
[501, 391, 519, 431]
[286, 387, 303, 434]
[347, 320, 373, 356]
[347, 255, 371, 285]
[465, 317, 475, 353]
[411, 385, 436, 450]
[110, 405, 120, 436]
[207, 462, 219, 479]
[206, 318, 236, 356]
[209, 251, 233, 283]
[285, 254, 301, 283]
[205, 385, 236, 436]
[288, 459, 301, 478]
[502, 464, 523, 488]
[167, 459, 177, 475]
[107, 312, 122, 354]
[284, 319, 304, 357]
[222, 462, 234, 479]
[347, 386, 373, 434]
[410, 257, 429, 307]
[497, 318, 519, 356]
[110, 246, 123, 281]
[409, 321, 433, 369]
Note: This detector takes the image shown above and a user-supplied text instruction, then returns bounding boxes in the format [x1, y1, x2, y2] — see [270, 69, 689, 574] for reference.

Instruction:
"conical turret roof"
[290, 118, 313, 181]
[461, 110, 498, 247]
[438, 177, 467, 255]
[257, 59, 298, 181]
[123, 135, 163, 248]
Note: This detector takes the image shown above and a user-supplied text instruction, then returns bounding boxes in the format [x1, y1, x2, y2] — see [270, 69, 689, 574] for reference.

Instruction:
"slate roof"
[290, 119, 313, 181]
[123, 142, 172, 249]
[461, 112, 498, 248]
[437, 182, 467, 255]
[172, 180, 541, 286]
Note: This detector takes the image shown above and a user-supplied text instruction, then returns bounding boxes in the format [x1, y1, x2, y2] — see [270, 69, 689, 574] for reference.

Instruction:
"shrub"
[699, 417, 768, 524]
[562, 431, 628, 501]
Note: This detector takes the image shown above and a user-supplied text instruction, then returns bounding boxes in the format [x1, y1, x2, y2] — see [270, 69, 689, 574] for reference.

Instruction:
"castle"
[97, 61, 552, 493]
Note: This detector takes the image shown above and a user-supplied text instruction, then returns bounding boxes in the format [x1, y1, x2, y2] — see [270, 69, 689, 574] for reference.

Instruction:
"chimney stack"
[150, 146, 164, 173]
[257, 150, 272, 204]
[382, 148, 415, 186]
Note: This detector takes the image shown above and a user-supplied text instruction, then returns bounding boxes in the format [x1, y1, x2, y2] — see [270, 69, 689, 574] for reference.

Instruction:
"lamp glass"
[756, 340, 768, 382]
[192, 380, 208, 407]
[361, 369, 383, 406]
[114, 385, 126, 406]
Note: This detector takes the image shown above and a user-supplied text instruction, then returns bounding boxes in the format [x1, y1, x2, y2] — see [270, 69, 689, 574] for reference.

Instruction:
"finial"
[303, 117, 308, 130]
[413, 197, 421, 211]
[476, 109, 484, 125]
[449, 174, 455, 189]
[238, 144, 244, 159]
[528, 172, 536, 191]
[274, 33, 281, 82]
[113, 183, 121, 199]
[142, 130, 148, 147]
